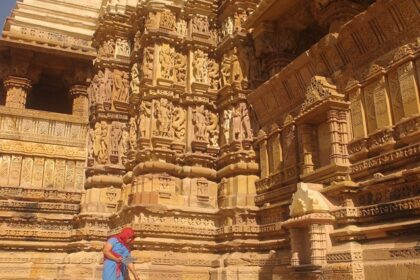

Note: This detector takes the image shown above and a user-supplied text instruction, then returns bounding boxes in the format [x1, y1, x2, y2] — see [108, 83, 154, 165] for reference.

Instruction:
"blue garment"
[102, 237, 131, 280]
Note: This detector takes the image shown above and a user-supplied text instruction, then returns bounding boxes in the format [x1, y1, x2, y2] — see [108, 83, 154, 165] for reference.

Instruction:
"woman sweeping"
[102, 227, 140, 280]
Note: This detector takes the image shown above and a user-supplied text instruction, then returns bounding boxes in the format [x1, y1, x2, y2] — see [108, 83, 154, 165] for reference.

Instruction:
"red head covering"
[105, 228, 136, 278]
[112, 227, 135, 251]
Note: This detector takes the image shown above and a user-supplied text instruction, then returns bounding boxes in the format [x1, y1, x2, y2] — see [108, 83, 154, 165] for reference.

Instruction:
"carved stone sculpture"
[208, 59, 219, 90]
[192, 105, 208, 141]
[130, 63, 140, 96]
[142, 47, 154, 80]
[110, 122, 122, 157]
[139, 101, 151, 137]
[174, 53, 186, 84]
[154, 98, 172, 137]
[240, 103, 253, 140]
[193, 49, 207, 83]
[206, 110, 219, 147]
[160, 44, 174, 80]
[128, 117, 137, 150]
[221, 54, 231, 87]
[172, 106, 186, 141]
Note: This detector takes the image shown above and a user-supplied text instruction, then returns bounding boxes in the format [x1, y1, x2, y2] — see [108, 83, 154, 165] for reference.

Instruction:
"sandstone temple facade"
[0, 0, 419, 279]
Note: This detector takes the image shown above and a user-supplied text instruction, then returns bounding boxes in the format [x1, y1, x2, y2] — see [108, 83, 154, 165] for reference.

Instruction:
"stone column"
[327, 109, 341, 165]
[69, 84, 89, 117]
[3, 76, 32, 109]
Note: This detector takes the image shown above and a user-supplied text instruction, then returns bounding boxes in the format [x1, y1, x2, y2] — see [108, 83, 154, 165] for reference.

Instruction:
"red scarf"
[104, 228, 135, 278]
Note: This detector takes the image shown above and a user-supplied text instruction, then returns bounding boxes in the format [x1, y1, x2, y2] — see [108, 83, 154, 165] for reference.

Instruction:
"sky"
[0, 0, 17, 30]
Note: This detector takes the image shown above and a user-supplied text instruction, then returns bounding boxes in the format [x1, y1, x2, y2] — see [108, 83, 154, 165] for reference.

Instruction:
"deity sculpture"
[128, 117, 137, 150]
[193, 50, 207, 83]
[142, 47, 154, 80]
[240, 103, 253, 139]
[174, 53, 186, 84]
[192, 105, 207, 141]
[231, 105, 242, 141]
[154, 98, 172, 137]
[160, 44, 174, 80]
[120, 72, 130, 103]
[98, 121, 110, 164]
[206, 111, 219, 147]
[110, 122, 123, 156]
[172, 107, 186, 141]
[104, 68, 113, 103]
[112, 70, 123, 101]
[138, 101, 151, 137]
[130, 64, 140, 96]
[221, 54, 231, 87]
[222, 109, 232, 145]
[208, 59, 219, 90]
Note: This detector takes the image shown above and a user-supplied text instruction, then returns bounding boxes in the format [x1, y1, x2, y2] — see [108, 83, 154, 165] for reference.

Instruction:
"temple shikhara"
[0, 0, 419, 279]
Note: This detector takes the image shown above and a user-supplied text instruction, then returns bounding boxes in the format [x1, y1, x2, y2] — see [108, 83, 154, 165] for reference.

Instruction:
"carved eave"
[1, 0, 100, 59]
[184, 0, 218, 18]
[248, 0, 420, 127]
[295, 77, 349, 124]
[94, 13, 133, 45]
[217, 0, 259, 20]
[283, 213, 335, 228]
[244, 0, 308, 29]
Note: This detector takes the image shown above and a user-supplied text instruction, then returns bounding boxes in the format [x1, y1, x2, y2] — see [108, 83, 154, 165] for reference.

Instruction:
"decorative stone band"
[351, 142, 420, 176]
[332, 197, 420, 219]
[0, 186, 82, 203]
[0, 200, 80, 214]
[0, 140, 87, 160]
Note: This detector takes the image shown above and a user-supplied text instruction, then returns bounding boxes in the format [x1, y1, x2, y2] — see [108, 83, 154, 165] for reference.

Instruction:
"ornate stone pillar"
[69, 84, 89, 117]
[312, 0, 369, 33]
[327, 109, 341, 165]
[300, 124, 315, 175]
[3, 76, 32, 109]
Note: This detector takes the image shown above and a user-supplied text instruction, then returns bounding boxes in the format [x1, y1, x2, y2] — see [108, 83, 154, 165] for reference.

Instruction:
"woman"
[103, 227, 140, 280]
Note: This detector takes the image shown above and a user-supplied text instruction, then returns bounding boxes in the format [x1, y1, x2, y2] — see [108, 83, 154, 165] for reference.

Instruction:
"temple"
[0, 0, 419, 279]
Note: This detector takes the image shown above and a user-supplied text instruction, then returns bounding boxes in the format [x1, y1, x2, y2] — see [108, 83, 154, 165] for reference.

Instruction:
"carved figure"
[240, 103, 252, 139]
[98, 70, 106, 103]
[222, 109, 232, 144]
[130, 63, 140, 96]
[120, 72, 130, 102]
[120, 127, 130, 157]
[88, 128, 94, 158]
[112, 70, 123, 101]
[98, 121, 109, 164]
[231, 47, 243, 83]
[174, 53, 186, 84]
[154, 98, 172, 137]
[206, 111, 219, 147]
[160, 44, 174, 79]
[193, 50, 207, 83]
[139, 101, 151, 137]
[104, 68, 113, 103]
[208, 59, 219, 90]
[231, 105, 242, 141]
[172, 107, 186, 141]
[160, 11, 176, 30]
[129, 117, 137, 150]
[176, 19, 187, 36]
[221, 54, 231, 87]
[192, 16, 209, 33]
[142, 47, 154, 79]
[110, 122, 122, 156]
[192, 105, 207, 140]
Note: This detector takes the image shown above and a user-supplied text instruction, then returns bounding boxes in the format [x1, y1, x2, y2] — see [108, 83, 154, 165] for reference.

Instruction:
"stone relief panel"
[0, 154, 84, 190]
[153, 98, 173, 138]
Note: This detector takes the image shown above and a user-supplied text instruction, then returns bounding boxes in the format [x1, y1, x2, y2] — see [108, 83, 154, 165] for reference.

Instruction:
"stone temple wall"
[0, 0, 419, 279]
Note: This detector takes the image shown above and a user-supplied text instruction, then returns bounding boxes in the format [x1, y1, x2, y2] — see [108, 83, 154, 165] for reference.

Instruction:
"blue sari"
[102, 237, 131, 280]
